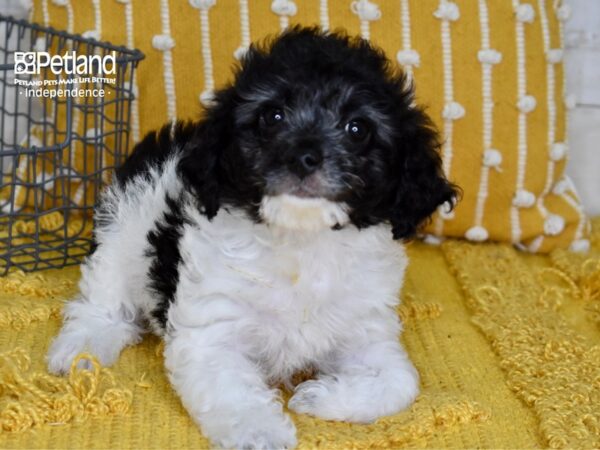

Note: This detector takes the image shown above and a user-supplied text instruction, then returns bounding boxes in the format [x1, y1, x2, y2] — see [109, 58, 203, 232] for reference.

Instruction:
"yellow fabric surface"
[25, 0, 589, 252]
[1, 219, 598, 448]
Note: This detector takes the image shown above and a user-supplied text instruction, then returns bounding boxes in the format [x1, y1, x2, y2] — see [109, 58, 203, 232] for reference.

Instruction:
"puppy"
[48, 27, 457, 449]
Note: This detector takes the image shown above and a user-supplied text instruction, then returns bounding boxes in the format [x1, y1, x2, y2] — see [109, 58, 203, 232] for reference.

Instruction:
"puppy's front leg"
[288, 339, 419, 423]
[164, 326, 297, 449]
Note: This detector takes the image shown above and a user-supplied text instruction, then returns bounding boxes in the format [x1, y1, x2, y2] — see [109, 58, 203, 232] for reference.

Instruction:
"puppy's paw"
[210, 410, 297, 450]
[289, 367, 419, 423]
[47, 326, 140, 375]
[288, 377, 343, 420]
[47, 333, 88, 375]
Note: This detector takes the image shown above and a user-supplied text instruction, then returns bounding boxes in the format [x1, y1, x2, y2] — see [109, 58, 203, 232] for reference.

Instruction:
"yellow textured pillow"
[29, 0, 590, 253]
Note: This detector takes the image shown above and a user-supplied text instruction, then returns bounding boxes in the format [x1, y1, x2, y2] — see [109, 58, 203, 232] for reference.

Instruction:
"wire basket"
[0, 15, 144, 275]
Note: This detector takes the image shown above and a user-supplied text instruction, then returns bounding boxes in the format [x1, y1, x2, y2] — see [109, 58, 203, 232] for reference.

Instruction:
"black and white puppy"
[48, 27, 457, 449]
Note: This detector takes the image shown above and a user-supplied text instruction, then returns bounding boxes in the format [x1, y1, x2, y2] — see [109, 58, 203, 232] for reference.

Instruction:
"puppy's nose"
[289, 150, 323, 177]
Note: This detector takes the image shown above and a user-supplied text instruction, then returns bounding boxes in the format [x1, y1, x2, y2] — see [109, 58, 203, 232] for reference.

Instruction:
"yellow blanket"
[1, 219, 599, 448]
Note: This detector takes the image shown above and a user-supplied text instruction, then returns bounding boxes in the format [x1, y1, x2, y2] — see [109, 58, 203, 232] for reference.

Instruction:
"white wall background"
[565, 0, 600, 215]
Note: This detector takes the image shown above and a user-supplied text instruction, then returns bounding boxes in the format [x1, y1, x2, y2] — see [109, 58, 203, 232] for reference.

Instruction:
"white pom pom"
[34, 37, 47, 52]
[439, 201, 455, 220]
[82, 30, 100, 41]
[483, 149, 502, 168]
[52, 0, 68, 6]
[550, 142, 567, 161]
[513, 189, 536, 208]
[517, 95, 537, 113]
[27, 135, 43, 148]
[199, 90, 215, 106]
[272, 0, 297, 17]
[85, 127, 100, 139]
[433, 2, 460, 21]
[570, 239, 590, 253]
[189, 0, 216, 9]
[440, 210, 455, 220]
[152, 34, 175, 51]
[544, 214, 565, 236]
[396, 49, 420, 67]
[546, 48, 564, 64]
[478, 49, 502, 65]
[442, 101, 465, 120]
[564, 93, 577, 110]
[465, 226, 489, 242]
[423, 234, 443, 246]
[556, 4, 572, 21]
[350, 0, 381, 21]
[516, 4, 535, 23]
[552, 179, 570, 195]
[234, 46, 249, 60]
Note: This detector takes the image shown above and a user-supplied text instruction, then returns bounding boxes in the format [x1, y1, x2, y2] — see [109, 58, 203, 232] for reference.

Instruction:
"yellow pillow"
[29, 0, 590, 253]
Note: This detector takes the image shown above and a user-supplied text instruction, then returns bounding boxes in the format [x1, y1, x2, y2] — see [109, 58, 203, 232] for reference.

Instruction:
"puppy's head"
[179, 27, 458, 239]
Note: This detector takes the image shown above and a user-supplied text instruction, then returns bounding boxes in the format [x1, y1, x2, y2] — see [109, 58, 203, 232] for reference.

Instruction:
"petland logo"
[13, 51, 117, 98]
[14, 51, 116, 75]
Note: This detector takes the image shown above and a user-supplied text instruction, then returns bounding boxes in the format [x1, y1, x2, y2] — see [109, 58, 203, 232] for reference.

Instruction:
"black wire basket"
[0, 15, 144, 275]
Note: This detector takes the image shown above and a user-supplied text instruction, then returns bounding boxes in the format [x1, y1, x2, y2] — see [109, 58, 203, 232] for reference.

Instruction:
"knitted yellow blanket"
[0, 219, 598, 449]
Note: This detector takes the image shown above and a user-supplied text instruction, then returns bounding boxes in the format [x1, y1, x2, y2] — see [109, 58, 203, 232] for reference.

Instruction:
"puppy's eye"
[345, 119, 370, 142]
[262, 108, 285, 127]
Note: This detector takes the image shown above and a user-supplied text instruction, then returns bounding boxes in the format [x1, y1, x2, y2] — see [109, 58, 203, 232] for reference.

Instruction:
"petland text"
[14, 51, 116, 76]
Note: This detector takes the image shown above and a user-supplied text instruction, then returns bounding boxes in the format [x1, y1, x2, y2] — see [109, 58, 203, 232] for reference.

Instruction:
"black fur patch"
[89, 123, 197, 258]
[146, 195, 188, 329]
[115, 121, 198, 187]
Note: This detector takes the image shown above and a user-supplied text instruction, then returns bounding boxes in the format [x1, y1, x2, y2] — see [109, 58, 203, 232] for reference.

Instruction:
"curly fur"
[48, 27, 457, 449]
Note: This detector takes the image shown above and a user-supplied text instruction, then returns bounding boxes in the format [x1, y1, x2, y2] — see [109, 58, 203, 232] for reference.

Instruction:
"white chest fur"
[168, 207, 407, 380]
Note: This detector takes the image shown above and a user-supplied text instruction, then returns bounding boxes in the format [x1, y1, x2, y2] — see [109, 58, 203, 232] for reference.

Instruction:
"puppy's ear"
[177, 89, 236, 219]
[387, 106, 459, 240]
